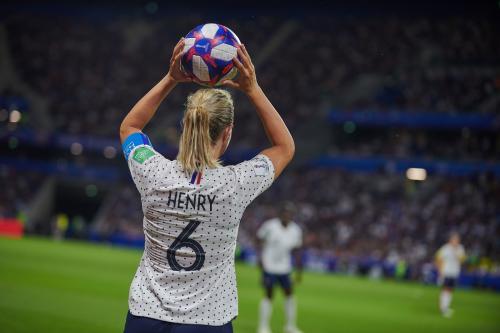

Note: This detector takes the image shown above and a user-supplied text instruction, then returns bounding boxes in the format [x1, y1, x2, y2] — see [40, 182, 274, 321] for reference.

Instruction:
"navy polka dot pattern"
[126, 145, 274, 326]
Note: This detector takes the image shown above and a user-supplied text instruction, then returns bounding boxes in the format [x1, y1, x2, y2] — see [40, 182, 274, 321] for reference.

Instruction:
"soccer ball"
[181, 23, 241, 86]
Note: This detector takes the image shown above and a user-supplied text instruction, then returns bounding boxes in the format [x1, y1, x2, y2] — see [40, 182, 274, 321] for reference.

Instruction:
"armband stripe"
[122, 132, 153, 160]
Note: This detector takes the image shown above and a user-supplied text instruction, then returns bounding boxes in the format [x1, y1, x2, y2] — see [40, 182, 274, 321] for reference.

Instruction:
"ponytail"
[177, 88, 234, 174]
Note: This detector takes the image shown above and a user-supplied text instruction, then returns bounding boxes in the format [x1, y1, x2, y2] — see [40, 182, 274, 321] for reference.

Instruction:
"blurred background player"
[435, 232, 466, 318]
[256, 202, 303, 333]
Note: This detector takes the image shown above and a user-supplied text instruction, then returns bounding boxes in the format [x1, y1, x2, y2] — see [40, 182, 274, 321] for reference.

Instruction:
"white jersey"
[257, 218, 302, 274]
[123, 133, 274, 325]
[436, 243, 465, 278]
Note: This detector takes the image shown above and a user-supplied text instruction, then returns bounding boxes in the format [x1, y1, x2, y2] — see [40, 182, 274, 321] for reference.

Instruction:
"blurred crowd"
[240, 169, 500, 276]
[328, 127, 499, 162]
[93, 184, 143, 239]
[4, 15, 279, 149]
[4, 15, 500, 151]
[1, 12, 499, 282]
[0, 167, 44, 219]
[2, 164, 498, 278]
[89, 168, 500, 278]
[289, 18, 500, 114]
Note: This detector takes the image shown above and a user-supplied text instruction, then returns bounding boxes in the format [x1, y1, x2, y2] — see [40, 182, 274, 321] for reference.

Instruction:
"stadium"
[0, 1, 499, 332]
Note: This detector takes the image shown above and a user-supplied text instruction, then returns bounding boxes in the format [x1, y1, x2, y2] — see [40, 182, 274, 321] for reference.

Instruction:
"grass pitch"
[0, 237, 499, 333]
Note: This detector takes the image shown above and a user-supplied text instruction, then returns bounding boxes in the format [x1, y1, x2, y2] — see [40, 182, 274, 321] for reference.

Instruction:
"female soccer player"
[120, 38, 295, 333]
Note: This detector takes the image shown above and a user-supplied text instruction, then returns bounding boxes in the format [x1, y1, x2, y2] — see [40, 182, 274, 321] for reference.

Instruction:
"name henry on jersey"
[167, 190, 216, 211]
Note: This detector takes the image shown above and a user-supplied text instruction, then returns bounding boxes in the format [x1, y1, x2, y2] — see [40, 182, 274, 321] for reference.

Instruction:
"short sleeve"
[122, 132, 165, 196]
[458, 246, 466, 259]
[257, 221, 271, 240]
[231, 154, 275, 206]
[294, 226, 303, 248]
[436, 246, 444, 259]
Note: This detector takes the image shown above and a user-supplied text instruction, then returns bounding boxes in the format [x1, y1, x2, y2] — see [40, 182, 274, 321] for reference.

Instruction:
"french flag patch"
[190, 171, 202, 185]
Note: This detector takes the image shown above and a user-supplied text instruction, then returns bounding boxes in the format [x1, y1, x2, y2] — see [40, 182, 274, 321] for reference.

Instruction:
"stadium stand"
[1, 10, 499, 289]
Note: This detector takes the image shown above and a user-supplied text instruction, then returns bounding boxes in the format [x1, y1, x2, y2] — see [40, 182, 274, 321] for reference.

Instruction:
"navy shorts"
[124, 311, 233, 333]
[442, 277, 457, 289]
[262, 271, 292, 290]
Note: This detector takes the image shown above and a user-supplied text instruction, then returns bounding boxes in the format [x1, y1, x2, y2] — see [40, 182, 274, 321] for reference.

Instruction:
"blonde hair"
[177, 88, 234, 174]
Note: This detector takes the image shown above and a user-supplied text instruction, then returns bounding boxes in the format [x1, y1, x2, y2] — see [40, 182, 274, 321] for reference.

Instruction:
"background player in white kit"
[119, 39, 295, 333]
[257, 202, 303, 333]
[435, 232, 466, 318]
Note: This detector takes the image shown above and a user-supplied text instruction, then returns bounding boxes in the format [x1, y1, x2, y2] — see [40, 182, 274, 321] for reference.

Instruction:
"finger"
[170, 39, 184, 63]
[175, 41, 185, 57]
[179, 61, 188, 75]
[179, 64, 192, 81]
[174, 37, 184, 49]
[175, 37, 184, 49]
[173, 38, 185, 56]
[178, 74, 193, 82]
[241, 44, 254, 67]
[239, 45, 254, 69]
[221, 80, 240, 89]
[237, 48, 251, 69]
[173, 51, 183, 64]
[232, 56, 245, 72]
[191, 77, 204, 85]
[233, 55, 250, 79]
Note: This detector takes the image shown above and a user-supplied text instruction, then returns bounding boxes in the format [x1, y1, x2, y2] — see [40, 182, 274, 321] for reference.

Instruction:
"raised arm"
[223, 45, 295, 178]
[435, 250, 443, 276]
[119, 38, 192, 143]
[292, 247, 304, 283]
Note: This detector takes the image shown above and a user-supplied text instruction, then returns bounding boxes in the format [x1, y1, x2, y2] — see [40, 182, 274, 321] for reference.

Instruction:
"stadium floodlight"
[406, 168, 427, 181]
[9, 110, 21, 123]
[103, 146, 117, 159]
[70, 142, 83, 155]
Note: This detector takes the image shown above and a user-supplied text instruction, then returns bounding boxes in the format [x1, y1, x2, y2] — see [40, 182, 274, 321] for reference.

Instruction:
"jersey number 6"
[167, 220, 205, 271]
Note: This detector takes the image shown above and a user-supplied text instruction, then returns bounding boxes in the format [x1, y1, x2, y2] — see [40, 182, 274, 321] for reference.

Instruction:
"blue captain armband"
[122, 132, 153, 161]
